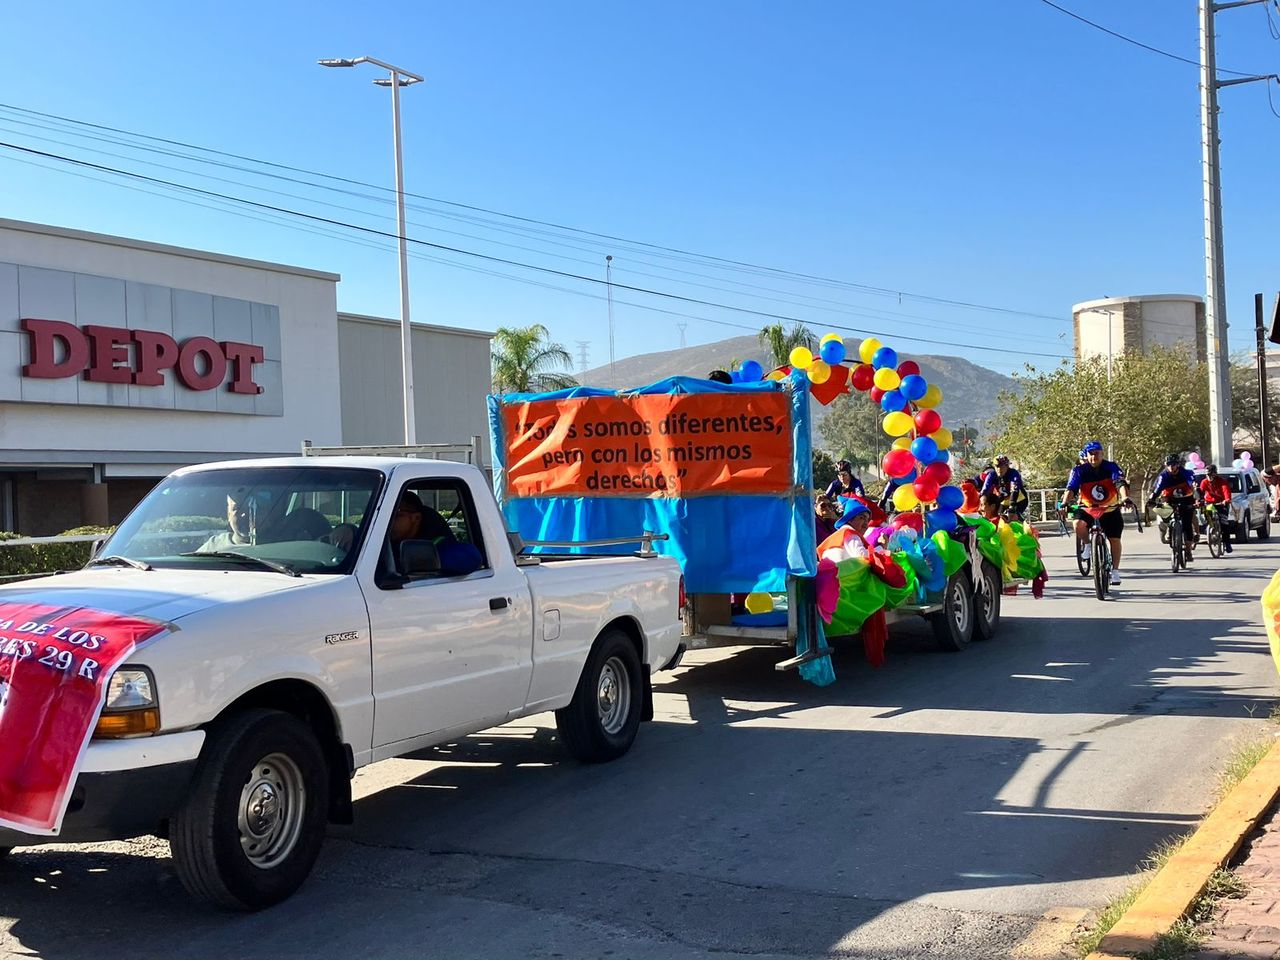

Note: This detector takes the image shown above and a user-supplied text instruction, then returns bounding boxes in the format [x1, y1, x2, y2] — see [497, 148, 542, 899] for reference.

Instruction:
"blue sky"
[1, 1, 1278, 376]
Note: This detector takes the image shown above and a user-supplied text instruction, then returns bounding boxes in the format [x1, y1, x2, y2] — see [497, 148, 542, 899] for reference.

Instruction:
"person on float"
[814, 494, 840, 543]
[819, 500, 872, 563]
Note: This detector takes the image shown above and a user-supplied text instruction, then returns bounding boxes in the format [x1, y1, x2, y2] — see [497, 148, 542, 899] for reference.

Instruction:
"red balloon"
[922, 461, 952, 486]
[850, 363, 875, 391]
[892, 512, 924, 532]
[915, 408, 942, 435]
[913, 477, 940, 503]
[882, 448, 917, 479]
[897, 360, 920, 378]
[869, 386, 885, 403]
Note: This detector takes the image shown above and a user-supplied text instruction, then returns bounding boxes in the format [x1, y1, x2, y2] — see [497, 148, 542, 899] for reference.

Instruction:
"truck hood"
[0, 567, 327, 625]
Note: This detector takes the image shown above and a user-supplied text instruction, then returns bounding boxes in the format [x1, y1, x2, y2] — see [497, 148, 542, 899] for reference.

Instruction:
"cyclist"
[1151, 453, 1199, 563]
[1062, 441, 1134, 586]
[1198, 463, 1235, 554]
[826, 459, 867, 500]
[980, 455, 1030, 521]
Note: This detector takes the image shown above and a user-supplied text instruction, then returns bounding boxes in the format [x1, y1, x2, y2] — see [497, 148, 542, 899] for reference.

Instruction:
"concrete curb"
[1086, 738, 1280, 959]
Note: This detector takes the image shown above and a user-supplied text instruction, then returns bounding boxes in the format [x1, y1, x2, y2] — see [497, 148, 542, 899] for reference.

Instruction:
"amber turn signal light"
[94, 707, 160, 738]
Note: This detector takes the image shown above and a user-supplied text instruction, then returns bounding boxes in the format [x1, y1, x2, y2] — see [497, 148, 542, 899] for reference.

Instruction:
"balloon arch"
[733, 332, 964, 533]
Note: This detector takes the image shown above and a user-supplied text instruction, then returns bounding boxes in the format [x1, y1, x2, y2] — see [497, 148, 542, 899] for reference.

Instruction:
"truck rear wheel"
[556, 628, 643, 763]
[170, 709, 329, 910]
[973, 561, 1002, 642]
[931, 571, 974, 652]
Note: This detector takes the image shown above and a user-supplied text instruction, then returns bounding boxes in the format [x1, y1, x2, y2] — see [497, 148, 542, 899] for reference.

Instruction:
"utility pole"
[605, 255, 616, 378]
[574, 340, 590, 373]
[676, 322, 688, 349]
[1257, 294, 1272, 469]
[1199, 0, 1278, 465]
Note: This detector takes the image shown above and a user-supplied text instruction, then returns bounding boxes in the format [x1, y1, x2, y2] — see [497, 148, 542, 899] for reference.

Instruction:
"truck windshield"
[101, 466, 385, 575]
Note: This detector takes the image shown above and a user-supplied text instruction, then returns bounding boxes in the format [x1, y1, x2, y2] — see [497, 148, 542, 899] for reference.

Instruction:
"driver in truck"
[198, 489, 273, 552]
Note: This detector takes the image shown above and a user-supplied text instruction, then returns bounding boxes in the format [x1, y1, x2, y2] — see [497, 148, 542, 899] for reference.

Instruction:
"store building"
[1073, 294, 1206, 365]
[0, 218, 493, 535]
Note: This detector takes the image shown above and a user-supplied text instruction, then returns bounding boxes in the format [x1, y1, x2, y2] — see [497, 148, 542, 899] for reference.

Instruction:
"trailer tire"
[556, 628, 643, 764]
[931, 571, 974, 652]
[973, 561, 1002, 642]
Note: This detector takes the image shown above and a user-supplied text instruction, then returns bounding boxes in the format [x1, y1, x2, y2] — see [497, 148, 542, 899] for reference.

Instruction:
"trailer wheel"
[972, 561, 1002, 642]
[931, 571, 974, 652]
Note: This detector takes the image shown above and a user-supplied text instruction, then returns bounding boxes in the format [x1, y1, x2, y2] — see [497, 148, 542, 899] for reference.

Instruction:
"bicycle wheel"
[1207, 514, 1223, 559]
[1093, 534, 1109, 600]
[1170, 517, 1183, 573]
[1076, 527, 1091, 577]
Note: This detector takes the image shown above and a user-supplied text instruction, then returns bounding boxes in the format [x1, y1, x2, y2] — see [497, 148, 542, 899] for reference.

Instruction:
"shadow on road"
[0, 605, 1271, 959]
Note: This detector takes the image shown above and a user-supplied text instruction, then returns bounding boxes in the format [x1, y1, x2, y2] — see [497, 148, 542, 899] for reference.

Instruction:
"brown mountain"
[578, 335, 1014, 446]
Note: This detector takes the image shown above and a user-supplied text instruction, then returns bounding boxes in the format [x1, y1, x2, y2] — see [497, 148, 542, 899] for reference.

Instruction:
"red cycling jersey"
[1200, 476, 1232, 505]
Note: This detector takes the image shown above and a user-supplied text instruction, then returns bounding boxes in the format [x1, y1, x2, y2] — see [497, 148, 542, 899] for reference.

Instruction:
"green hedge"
[0, 526, 115, 578]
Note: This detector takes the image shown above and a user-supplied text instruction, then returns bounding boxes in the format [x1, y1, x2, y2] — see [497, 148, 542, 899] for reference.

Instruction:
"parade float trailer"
[489, 334, 1041, 686]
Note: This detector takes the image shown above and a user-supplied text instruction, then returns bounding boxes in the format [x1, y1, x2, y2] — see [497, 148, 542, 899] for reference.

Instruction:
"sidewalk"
[1191, 799, 1280, 959]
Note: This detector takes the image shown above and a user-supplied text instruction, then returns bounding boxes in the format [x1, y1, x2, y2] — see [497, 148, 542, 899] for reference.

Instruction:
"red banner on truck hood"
[0, 602, 168, 835]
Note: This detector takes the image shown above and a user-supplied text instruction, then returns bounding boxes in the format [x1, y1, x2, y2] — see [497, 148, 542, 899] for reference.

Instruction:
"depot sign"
[21, 318, 264, 394]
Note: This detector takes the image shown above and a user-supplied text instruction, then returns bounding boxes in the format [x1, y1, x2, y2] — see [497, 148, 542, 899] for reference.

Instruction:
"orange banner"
[502, 392, 794, 498]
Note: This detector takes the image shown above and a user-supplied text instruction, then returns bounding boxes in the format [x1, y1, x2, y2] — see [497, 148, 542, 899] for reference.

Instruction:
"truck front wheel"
[170, 709, 330, 910]
[556, 629, 643, 763]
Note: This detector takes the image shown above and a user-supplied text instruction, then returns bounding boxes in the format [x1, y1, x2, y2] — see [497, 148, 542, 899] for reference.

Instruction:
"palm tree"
[758, 322, 815, 370]
[492, 324, 578, 393]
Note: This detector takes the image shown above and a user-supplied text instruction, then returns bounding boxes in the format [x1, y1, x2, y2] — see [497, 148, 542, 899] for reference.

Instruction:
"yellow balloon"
[893, 484, 920, 512]
[918, 384, 943, 409]
[807, 359, 831, 384]
[892, 436, 913, 450]
[765, 369, 787, 381]
[858, 337, 882, 365]
[873, 367, 901, 391]
[820, 333, 842, 346]
[744, 592, 774, 615]
[930, 426, 953, 449]
[789, 347, 814, 370]
[882, 411, 914, 436]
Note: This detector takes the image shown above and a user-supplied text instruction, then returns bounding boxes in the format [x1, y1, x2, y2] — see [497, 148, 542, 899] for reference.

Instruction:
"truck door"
[363, 475, 532, 748]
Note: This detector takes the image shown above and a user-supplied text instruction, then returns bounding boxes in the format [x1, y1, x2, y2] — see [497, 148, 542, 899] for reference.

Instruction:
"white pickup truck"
[0, 456, 683, 909]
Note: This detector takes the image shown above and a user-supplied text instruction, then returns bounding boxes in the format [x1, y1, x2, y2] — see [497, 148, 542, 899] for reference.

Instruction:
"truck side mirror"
[399, 540, 441, 579]
[89, 537, 107, 560]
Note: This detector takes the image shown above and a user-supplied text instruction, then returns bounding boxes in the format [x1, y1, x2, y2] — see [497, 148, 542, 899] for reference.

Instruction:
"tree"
[992, 346, 1209, 503]
[818, 390, 884, 474]
[492, 324, 578, 393]
[1230, 357, 1280, 461]
[812, 450, 838, 494]
[758, 323, 815, 370]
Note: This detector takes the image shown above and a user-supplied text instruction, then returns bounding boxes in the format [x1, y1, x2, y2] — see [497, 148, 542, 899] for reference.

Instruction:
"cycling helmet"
[1164, 453, 1182, 467]
[836, 459, 853, 473]
[1080, 441, 1103, 457]
[994, 454, 1010, 466]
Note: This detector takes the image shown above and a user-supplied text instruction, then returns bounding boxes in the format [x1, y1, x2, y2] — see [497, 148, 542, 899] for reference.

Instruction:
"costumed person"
[959, 476, 983, 514]
[818, 500, 872, 563]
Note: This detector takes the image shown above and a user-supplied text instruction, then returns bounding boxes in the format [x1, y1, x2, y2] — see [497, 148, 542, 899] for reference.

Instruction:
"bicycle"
[1067, 501, 1142, 600]
[1057, 503, 1090, 576]
[1153, 494, 1195, 573]
[1199, 501, 1225, 559]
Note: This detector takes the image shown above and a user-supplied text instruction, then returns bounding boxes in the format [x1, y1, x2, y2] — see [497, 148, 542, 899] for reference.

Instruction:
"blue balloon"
[881, 389, 907, 413]
[899, 374, 928, 402]
[934, 448, 951, 464]
[872, 346, 899, 370]
[936, 485, 965, 511]
[901, 468, 918, 484]
[729, 369, 743, 382]
[819, 339, 847, 365]
[739, 359, 764, 382]
[911, 436, 939, 463]
[926, 508, 959, 534]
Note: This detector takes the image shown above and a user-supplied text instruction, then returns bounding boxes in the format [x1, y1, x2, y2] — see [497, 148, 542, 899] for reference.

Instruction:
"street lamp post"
[319, 56, 424, 445]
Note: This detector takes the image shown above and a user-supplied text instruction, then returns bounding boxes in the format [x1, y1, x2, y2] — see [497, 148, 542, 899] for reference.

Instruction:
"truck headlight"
[94, 667, 160, 738]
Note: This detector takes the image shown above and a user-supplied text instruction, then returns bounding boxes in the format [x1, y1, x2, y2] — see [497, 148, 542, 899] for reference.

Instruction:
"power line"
[0, 139, 1071, 361]
[0, 99, 1068, 324]
[1036, 0, 1258, 77]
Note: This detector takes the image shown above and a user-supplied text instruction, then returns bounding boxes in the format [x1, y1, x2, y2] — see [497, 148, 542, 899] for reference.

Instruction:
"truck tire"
[170, 709, 329, 910]
[1238, 512, 1250, 545]
[556, 628, 643, 764]
[1258, 512, 1271, 541]
[931, 571, 974, 652]
[973, 561, 1002, 642]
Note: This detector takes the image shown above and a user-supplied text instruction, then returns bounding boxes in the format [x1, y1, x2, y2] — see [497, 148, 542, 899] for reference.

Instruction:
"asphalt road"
[0, 527, 1276, 959]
